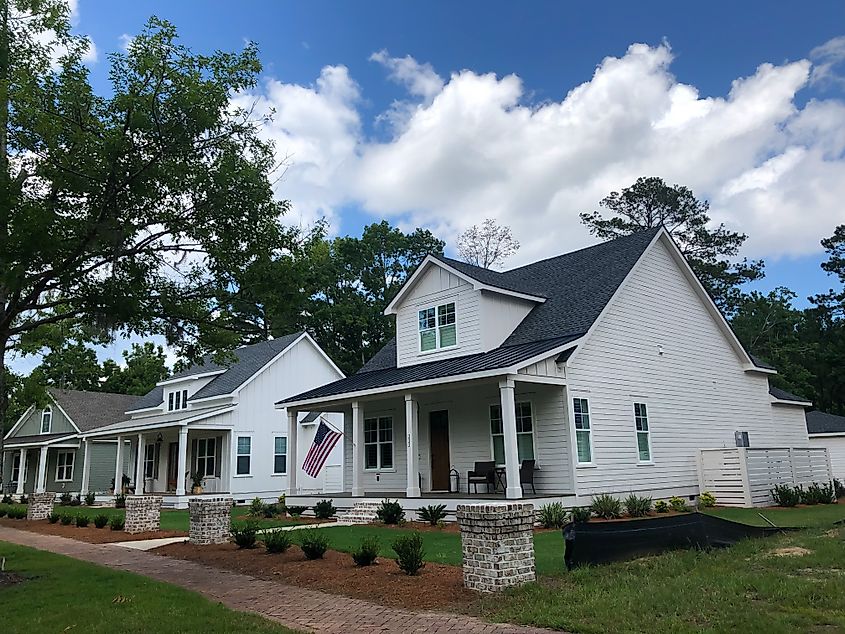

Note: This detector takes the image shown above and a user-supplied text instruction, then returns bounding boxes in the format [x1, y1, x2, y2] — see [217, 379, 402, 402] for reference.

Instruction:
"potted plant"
[190, 472, 205, 494]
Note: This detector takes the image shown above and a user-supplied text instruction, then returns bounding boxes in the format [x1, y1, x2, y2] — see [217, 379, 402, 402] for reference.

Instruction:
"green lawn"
[704, 503, 845, 527]
[0, 542, 295, 633]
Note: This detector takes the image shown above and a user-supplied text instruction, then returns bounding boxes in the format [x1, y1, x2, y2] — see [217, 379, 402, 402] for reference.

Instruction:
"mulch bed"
[0, 518, 187, 543]
[375, 520, 462, 533]
[0, 571, 25, 587]
[154, 541, 477, 611]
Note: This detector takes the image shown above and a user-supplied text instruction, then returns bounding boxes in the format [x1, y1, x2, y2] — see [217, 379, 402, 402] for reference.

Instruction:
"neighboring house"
[84, 332, 345, 508]
[2, 388, 137, 496]
[277, 228, 815, 511]
[807, 410, 845, 481]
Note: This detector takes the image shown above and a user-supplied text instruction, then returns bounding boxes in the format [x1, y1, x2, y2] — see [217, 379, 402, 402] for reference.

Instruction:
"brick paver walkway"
[0, 527, 555, 633]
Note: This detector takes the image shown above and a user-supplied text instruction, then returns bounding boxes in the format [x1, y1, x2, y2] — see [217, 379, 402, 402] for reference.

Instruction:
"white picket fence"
[698, 447, 834, 507]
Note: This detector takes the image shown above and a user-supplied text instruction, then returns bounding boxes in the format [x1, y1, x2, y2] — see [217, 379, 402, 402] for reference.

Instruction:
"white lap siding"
[566, 237, 810, 499]
[809, 435, 845, 480]
[342, 397, 408, 494]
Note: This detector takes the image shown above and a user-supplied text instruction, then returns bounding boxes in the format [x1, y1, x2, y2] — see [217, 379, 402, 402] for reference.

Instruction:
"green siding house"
[2, 388, 137, 497]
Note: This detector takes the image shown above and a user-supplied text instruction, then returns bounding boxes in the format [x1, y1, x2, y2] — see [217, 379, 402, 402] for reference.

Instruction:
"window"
[11, 454, 21, 483]
[634, 402, 651, 462]
[573, 398, 592, 464]
[40, 406, 52, 434]
[143, 444, 160, 479]
[168, 392, 174, 410]
[236, 436, 251, 475]
[418, 302, 456, 352]
[195, 438, 216, 477]
[490, 402, 535, 465]
[55, 450, 75, 481]
[364, 416, 393, 470]
[273, 437, 287, 474]
[168, 389, 189, 411]
[735, 431, 750, 448]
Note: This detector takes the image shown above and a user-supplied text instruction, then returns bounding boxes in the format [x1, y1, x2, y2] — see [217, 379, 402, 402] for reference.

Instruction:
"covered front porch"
[2, 434, 80, 496]
[284, 373, 576, 504]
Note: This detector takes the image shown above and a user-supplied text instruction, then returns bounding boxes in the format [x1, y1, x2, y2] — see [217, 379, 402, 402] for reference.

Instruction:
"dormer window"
[168, 389, 189, 412]
[40, 406, 52, 434]
[419, 302, 457, 352]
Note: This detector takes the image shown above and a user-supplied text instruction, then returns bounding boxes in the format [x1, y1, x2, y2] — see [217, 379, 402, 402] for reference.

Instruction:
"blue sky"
[15, 1, 845, 371]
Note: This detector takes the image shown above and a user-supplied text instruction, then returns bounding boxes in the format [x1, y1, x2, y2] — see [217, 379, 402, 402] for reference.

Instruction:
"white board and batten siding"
[565, 235, 810, 499]
[809, 435, 845, 481]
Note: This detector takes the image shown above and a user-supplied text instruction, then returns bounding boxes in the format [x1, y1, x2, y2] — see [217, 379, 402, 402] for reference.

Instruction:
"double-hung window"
[273, 437, 287, 475]
[490, 402, 535, 465]
[41, 406, 52, 433]
[195, 438, 217, 477]
[236, 437, 251, 475]
[11, 454, 21, 483]
[55, 450, 75, 482]
[168, 389, 189, 412]
[418, 302, 456, 352]
[144, 444, 159, 479]
[573, 398, 592, 464]
[364, 416, 393, 470]
[633, 403, 651, 462]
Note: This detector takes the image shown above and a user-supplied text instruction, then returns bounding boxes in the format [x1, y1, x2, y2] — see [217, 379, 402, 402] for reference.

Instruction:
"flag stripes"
[302, 420, 342, 477]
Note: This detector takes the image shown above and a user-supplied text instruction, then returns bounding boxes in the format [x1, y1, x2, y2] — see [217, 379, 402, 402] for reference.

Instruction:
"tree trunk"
[0, 0, 10, 487]
[0, 343, 7, 489]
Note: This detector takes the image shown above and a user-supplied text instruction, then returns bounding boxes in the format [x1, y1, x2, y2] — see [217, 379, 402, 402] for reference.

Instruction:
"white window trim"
[55, 450, 75, 482]
[572, 396, 595, 467]
[40, 406, 52, 434]
[489, 399, 537, 467]
[632, 401, 654, 465]
[168, 389, 190, 412]
[364, 416, 395, 472]
[272, 435, 288, 475]
[234, 434, 252, 477]
[11, 453, 23, 483]
[144, 444, 157, 479]
[417, 301, 459, 354]
[195, 437, 217, 478]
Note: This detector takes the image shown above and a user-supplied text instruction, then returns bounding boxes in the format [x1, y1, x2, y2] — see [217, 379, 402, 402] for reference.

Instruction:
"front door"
[429, 410, 450, 491]
[167, 442, 178, 492]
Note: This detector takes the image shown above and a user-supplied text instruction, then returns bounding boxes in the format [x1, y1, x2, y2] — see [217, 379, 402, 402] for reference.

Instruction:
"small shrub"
[591, 493, 622, 519]
[654, 499, 669, 513]
[60, 514, 73, 525]
[263, 528, 293, 554]
[114, 494, 126, 509]
[314, 499, 337, 520]
[48, 511, 60, 524]
[801, 482, 835, 505]
[376, 499, 405, 525]
[623, 494, 653, 518]
[538, 502, 568, 528]
[0, 506, 7, 518]
[835, 478, 845, 499]
[1, 495, 12, 504]
[286, 505, 307, 517]
[6, 507, 26, 519]
[771, 483, 800, 507]
[698, 491, 717, 508]
[249, 497, 266, 517]
[669, 496, 689, 513]
[263, 503, 278, 518]
[75, 515, 90, 528]
[70, 494, 82, 507]
[299, 528, 329, 559]
[571, 506, 592, 523]
[85, 492, 96, 506]
[109, 516, 125, 531]
[418, 504, 448, 526]
[59, 492, 72, 505]
[231, 521, 260, 549]
[392, 532, 425, 575]
[19, 494, 28, 504]
[94, 514, 109, 529]
[352, 535, 380, 566]
[436, 519, 446, 529]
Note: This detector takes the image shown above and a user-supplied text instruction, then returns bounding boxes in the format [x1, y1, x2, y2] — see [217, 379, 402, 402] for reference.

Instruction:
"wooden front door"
[429, 410, 450, 491]
[167, 442, 178, 491]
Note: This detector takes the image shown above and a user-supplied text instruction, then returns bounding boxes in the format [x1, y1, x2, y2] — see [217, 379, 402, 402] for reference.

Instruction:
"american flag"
[302, 420, 343, 477]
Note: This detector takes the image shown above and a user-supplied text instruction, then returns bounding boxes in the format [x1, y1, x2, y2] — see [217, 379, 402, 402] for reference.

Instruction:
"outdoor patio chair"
[520, 459, 536, 494]
[467, 461, 496, 493]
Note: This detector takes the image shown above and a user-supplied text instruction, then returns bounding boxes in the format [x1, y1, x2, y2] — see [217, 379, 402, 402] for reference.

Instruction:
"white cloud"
[30, 0, 97, 68]
[242, 41, 845, 263]
[810, 35, 845, 87]
[119, 33, 134, 52]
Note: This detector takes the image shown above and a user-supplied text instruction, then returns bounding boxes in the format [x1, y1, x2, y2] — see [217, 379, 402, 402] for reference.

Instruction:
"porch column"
[80, 439, 91, 496]
[287, 409, 298, 496]
[134, 433, 145, 494]
[15, 449, 27, 495]
[405, 394, 420, 498]
[36, 445, 49, 493]
[351, 401, 364, 496]
[114, 435, 124, 495]
[176, 425, 188, 496]
[499, 378, 523, 499]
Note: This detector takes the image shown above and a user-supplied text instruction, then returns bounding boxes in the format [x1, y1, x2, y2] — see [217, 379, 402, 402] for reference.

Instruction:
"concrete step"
[337, 501, 381, 525]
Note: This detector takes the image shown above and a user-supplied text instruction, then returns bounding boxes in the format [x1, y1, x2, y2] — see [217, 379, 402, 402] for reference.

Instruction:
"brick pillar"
[26, 492, 56, 520]
[456, 502, 536, 592]
[124, 496, 163, 534]
[189, 497, 233, 545]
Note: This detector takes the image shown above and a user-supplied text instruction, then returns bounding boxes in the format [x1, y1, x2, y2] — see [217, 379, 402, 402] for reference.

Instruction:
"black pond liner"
[569, 512, 786, 567]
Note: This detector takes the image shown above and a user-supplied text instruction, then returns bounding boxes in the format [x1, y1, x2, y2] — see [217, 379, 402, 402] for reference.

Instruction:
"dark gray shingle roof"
[48, 388, 140, 432]
[750, 354, 777, 371]
[5, 432, 78, 446]
[279, 334, 580, 404]
[127, 385, 164, 412]
[768, 385, 810, 404]
[806, 410, 845, 434]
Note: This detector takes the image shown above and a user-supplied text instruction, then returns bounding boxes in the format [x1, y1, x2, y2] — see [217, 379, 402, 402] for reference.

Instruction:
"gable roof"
[129, 333, 306, 412]
[768, 385, 812, 405]
[47, 388, 140, 432]
[806, 410, 845, 435]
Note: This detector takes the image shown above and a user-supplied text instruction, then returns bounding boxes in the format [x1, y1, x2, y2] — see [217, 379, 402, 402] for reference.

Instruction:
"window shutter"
[215, 436, 222, 477]
[191, 438, 198, 473]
